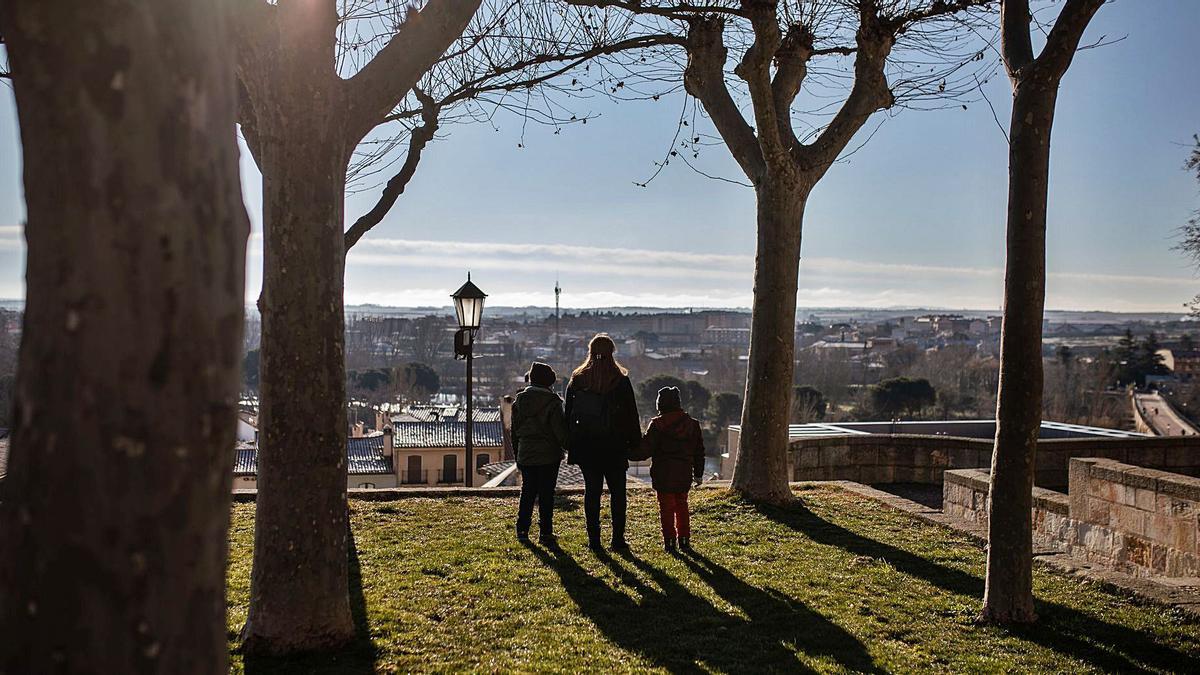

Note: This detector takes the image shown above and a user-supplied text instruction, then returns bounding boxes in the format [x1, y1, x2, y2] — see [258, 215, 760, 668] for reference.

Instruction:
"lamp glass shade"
[451, 277, 487, 330]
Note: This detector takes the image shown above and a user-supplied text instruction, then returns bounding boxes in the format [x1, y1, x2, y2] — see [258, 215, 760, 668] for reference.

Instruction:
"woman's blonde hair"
[570, 334, 627, 392]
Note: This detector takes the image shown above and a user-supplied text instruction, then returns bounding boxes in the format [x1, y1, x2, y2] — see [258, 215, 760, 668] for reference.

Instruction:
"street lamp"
[452, 273, 486, 487]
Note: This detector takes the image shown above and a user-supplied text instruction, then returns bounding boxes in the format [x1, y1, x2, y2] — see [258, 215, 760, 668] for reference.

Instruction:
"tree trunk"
[241, 128, 355, 653]
[732, 175, 808, 503]
[982, 77, 1058, 624]
[0, 2, 248, 673]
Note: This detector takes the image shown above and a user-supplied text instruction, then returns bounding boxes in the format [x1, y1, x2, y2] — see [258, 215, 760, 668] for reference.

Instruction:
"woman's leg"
[581, 463, 604, 544]
[605, 462, 628, 544]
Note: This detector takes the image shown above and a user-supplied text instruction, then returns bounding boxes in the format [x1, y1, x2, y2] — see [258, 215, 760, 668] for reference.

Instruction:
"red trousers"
[656, 491, 691, 539]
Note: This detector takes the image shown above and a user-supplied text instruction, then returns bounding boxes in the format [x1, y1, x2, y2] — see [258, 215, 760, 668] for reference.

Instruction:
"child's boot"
[664, 537, 677, 553]
[678, 536, 691, 552]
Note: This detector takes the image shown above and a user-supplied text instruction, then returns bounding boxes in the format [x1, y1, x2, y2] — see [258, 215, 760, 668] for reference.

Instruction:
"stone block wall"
[943, 459, 1200, 579]
[789, 434, 1200, 488]
[942, 468, 1068, 528]
[1067, 458, 1200, 577]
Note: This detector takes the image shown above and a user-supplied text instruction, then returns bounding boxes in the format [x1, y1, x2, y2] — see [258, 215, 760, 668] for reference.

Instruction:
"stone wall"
[943, 459, 1200, 579]
[943, 468, 1068, 527]
[789, 434, 1200, 488]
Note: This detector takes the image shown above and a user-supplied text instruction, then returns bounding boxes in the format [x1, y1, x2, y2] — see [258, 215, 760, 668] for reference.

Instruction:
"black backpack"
[570, 389, 612, 440]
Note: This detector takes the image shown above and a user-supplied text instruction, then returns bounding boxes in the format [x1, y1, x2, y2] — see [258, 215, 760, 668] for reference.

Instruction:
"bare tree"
[0, 1, 248, 672]
[567, 0, 992, 501]
[232, 0, 480, 653]
[983, 0, 1102, 625]
[232, 0, 677, 653]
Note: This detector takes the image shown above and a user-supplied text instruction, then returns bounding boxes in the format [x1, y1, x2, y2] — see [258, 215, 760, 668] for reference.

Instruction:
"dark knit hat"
[656, 386, 682, 413]
[527, 362, 557, 388]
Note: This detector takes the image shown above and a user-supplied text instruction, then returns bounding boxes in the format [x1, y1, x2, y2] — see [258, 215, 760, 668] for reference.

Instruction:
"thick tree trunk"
[241, 130, 355, 653]
[982, 78, 1058, 624]
[732, 176, 808, 503]
[0, 2, 248, 673]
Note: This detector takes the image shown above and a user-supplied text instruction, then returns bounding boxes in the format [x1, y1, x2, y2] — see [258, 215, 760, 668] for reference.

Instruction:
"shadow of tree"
[752, 497, 1200, 673]
[241, 527, 377, 674]
[528, 541, 881, 673]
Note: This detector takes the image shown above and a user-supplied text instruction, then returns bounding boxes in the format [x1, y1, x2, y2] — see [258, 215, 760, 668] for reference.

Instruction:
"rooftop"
[389, 405, 501, 424]
[233, 436, 394, 477]
[391, 420, 504, 448]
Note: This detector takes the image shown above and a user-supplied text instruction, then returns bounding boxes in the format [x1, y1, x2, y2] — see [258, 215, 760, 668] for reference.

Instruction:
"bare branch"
[345, 0, 483, 142]
[682, 16, 765, 183]
[974, 74, 1009, 144]
[1000, 0, 1035, 76]
[770, 24, 815, 150]
[345, 89, 440, 251]
[887, 0, 993, 32]
[800, 3, 895, 173]
[734, 1, 791, 167]
[1034, 0, 1104, 81]
[565, 0, 748, 20]
[422, 34, 685, 115]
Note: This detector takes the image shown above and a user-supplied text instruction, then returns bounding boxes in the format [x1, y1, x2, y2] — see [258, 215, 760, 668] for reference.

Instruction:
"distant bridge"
[1132, 391, 1200, 437]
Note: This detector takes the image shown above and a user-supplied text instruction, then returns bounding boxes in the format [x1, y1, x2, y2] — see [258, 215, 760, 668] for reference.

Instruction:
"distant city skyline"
[1, 1, 1198, 313]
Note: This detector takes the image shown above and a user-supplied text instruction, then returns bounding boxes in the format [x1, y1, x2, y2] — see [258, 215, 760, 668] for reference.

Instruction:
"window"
[357, 482, 376, 489]
[441, 454, 459, 483]
[476, 453, 490, 469]
[405, 455, 423, 484]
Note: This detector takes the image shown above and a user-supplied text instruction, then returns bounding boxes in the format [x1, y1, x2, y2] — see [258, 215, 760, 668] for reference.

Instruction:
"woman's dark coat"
[640, 410, 705, 493]
[564, 375, 641, 466]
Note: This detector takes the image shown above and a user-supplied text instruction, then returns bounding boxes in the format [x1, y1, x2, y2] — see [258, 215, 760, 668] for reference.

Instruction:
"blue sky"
[1, 1, 1198, 312]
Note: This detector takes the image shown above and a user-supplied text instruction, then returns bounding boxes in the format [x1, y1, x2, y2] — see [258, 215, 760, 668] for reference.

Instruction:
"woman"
[565, 334, 641, 551]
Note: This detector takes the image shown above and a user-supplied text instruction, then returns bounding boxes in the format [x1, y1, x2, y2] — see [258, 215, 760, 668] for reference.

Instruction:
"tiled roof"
[347, 435, 393, 474]
[233, 436, 393, 477]
[234, 446, 257, 475]
[454, 408, 501, 422]
[391, 406, 501, 424]
[391, 420, 503, 448]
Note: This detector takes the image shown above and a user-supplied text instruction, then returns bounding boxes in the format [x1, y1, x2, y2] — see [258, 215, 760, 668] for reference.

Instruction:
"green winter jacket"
[512, 385, 568, 466]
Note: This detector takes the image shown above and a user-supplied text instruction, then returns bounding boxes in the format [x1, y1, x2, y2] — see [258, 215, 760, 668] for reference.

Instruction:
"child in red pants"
[640, 386, 705, 552]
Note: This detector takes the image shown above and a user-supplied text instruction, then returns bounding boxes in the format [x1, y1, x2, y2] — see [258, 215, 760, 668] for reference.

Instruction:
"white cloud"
[0, 224, 21, 251]
[1, 232, 1194, 312]
[343, 236, 1198, 311]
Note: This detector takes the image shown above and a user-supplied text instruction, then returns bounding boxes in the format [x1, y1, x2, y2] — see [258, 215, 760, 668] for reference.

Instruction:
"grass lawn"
[227, 486, 1200, 673]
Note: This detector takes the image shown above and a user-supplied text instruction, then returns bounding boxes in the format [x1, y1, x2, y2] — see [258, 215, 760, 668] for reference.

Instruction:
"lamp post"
[452, 273, 486, 487]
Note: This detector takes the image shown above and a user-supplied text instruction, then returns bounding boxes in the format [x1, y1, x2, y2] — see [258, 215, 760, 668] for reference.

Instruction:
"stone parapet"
[790, 434, 1200, 488]
[942, 459, 1200, 579]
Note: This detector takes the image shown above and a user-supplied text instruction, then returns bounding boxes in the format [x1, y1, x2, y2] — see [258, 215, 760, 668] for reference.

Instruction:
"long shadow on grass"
[530, 543, 880, 673]
[755, 497, 1200, 672]
[241, 528, 377, 674]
